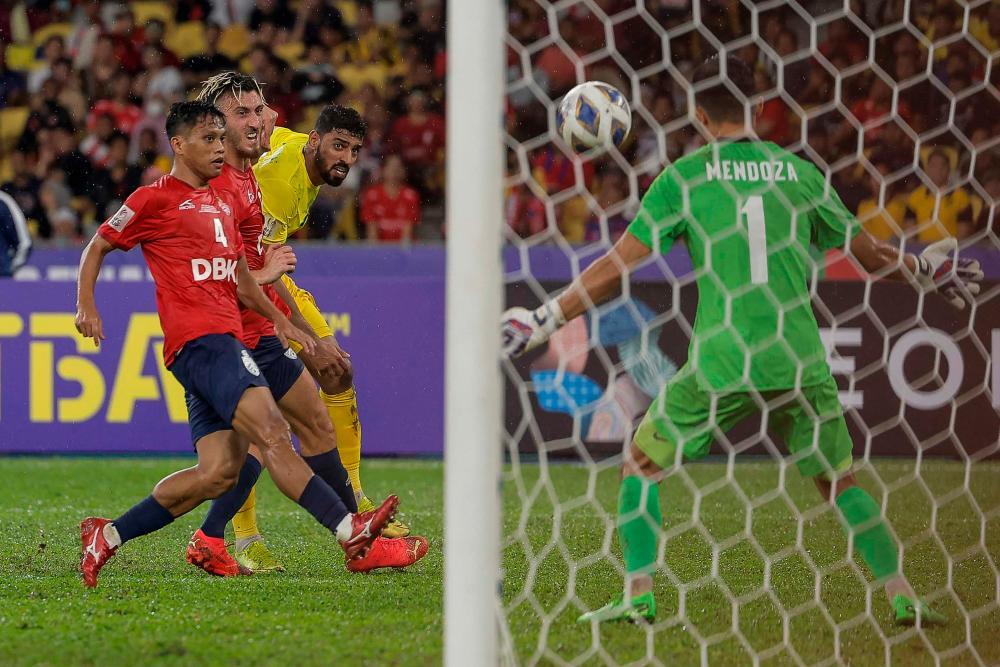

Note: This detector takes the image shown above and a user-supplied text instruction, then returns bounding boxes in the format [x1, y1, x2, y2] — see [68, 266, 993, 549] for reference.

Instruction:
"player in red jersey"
[189, 73, 428, 574]
[75, 101, 400, 588]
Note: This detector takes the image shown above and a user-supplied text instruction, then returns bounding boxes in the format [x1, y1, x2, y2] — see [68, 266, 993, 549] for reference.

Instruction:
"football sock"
[201, 455, 262, 539]
[321, 387, 363, 497]
[835, 486, 900, 582]
[112, 495, 174, 545]
[232, 484, 260, 540]
[304, 449, 358, 513]
[297, 474, 352, 541]
[618, 475, 662, 576]
[103, 523, 122, 548]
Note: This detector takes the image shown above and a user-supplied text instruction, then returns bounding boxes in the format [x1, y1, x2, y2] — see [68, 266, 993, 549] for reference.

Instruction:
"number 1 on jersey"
[740, 195, 768, 284]
[213, 217, 228, 247]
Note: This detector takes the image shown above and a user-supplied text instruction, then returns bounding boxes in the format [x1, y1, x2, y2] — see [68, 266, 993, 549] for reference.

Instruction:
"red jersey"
[98, 175, 245, 368]
[212, 163, 288, 348]
[388, 114, 445, 167]
[360, 184, 421, 241]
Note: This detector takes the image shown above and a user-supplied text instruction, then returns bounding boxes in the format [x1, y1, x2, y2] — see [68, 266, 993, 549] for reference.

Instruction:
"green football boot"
[893, 594, 947, 626]
[234, 539, 285, 573]
[358, 495, 410, 538]
[577, 591, 656, 624]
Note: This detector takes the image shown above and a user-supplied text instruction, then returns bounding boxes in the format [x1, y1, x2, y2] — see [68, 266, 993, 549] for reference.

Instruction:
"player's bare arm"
[235, 257, 316, 355]
[252, 244, 297, 285]
[271, 278, 352, 378]
[502, 232, 651, 357]
[74, 234, 116, 346]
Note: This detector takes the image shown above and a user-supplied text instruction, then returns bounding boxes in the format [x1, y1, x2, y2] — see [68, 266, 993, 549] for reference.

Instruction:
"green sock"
[618, 476, 662, 576]
[835, 486, 900, 582]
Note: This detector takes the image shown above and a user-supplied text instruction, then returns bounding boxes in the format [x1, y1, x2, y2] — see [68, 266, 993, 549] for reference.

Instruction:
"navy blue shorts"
[171, 333, 269, 446]
[251, 335, 305, 402]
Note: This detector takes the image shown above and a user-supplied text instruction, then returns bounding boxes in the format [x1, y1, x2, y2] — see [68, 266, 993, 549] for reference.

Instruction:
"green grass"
[0, 458, 997, 666]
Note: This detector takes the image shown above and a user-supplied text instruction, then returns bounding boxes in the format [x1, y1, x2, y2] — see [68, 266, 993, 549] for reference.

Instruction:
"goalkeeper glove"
[501, 300, 566, 358]
[913, 238, 983, 310]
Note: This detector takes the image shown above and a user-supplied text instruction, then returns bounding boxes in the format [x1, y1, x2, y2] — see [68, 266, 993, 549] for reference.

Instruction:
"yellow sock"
[321, 386, 363, 497]
[232, 484, 260, 539]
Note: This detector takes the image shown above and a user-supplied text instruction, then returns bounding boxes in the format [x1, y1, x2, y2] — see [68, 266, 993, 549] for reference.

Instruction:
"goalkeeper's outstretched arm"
[849, 231, 983, 310]
[502, 232, 652, 357]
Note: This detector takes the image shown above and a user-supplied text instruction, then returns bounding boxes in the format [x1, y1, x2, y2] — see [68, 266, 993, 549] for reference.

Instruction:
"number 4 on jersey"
[213, 217, 228, 247]
[740, 195, 768, 284]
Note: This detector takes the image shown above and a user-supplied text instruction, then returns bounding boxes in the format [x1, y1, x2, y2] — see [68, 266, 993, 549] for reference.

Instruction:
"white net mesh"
[501, 1, 1000, 664]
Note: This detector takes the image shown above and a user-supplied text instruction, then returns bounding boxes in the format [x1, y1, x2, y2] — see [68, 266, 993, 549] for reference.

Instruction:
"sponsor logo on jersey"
[284, 348, 298, 360]
[241, 349, 261, 376]
[107, 205, 135, 231]
[178, 199, 196, 211]
[199, 204, 221, 214]
[191, 257, 238, 283]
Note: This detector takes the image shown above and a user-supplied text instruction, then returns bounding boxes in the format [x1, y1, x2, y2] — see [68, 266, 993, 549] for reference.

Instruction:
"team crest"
[107, 205, 135, 231]
[217, 198, 232, 216]
[284, 348, 298, 360]
[241, 349, 261, 376]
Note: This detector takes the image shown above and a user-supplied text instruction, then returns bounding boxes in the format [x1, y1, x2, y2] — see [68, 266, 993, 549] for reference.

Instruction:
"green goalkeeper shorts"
[634, 370, 853, 479]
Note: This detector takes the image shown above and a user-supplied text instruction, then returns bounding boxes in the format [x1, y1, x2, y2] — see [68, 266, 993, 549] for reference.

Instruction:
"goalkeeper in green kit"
[502, 55, 984, 626]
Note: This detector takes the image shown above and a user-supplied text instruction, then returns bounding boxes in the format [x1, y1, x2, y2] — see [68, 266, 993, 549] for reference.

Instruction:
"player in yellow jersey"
[222, 103, 411, 572]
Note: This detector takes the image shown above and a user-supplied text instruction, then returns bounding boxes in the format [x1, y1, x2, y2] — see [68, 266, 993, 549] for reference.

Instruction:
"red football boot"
[346, 535, 430, 573]
[80, 517, 118, 588]
[186, 529, 251, 577]
[340, 495, 399, 560]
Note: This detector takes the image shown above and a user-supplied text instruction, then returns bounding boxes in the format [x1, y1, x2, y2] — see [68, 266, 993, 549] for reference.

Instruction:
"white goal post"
[444, 2, 506, 665]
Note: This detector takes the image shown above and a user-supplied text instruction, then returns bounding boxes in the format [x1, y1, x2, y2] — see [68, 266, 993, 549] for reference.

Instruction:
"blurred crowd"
[506, 0, 1000, 247]
[1, 0, 999, 249]
[1, 0, 444, 245]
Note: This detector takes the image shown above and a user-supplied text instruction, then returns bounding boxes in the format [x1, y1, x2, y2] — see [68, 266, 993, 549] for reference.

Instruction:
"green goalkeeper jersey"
[627, 140, 860, 392]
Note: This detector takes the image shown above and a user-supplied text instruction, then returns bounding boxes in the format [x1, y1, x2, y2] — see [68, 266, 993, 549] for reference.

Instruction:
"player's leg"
[79, 428, 247, 587]
[774, 377, 946, 625]
[279, 371, 357, 511]
[230, 385, 397, 559]
[285, 274, 410, 538]
[278, 368, 430, 571]
[579, 371, 756, 623]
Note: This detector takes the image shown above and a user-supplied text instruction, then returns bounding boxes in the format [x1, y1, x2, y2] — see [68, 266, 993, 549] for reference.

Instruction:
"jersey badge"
[107, 204, 135, 231]
[241, 349, 261, 376]
[178, 199, 195, 211]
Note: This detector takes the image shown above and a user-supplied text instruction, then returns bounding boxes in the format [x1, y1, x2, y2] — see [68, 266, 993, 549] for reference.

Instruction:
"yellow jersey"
[857, 194, 907, 241]
[253, 127, 321, 244]
[904, 185, 972, 243]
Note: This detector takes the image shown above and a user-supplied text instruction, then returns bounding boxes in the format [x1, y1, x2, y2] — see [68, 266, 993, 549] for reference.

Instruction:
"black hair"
[165, 100, 225, 139]
[314, 103, 367, 139]
[691, 54, 756, 123]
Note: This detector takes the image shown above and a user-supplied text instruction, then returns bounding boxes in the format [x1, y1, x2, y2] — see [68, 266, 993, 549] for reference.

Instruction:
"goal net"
[497, 1, 1000, 665]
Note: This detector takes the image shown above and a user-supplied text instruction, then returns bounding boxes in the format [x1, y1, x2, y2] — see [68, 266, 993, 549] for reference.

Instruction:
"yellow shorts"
[281, 274, 332, 353]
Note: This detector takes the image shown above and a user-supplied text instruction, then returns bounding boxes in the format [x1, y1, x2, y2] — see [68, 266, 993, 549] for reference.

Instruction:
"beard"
[316, 152, 349, 187]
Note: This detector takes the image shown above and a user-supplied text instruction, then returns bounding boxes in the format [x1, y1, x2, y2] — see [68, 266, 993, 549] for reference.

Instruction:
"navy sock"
[297, 475, 350, 537]
[200, 455, 262, 539]
[303, 450, 357, 513]
[113, 495, 175, 544]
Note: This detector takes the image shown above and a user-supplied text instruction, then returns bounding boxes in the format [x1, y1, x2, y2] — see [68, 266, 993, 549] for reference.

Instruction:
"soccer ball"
[556, 81, 632, 153]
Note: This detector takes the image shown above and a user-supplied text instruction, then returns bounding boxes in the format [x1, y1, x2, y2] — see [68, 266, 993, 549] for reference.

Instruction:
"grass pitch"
[0, 457, 997, 666]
